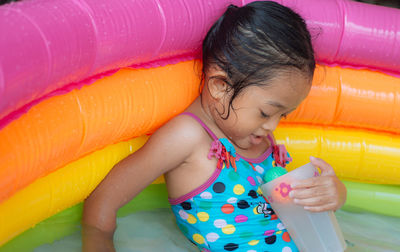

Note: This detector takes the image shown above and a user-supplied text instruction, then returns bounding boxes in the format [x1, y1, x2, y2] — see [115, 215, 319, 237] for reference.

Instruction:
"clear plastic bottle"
[261, 163, 347, 252]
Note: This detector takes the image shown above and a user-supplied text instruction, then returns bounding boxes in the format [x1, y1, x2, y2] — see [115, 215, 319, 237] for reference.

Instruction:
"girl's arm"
[81, 116, 199, 251]
[288, 156, 347, 212]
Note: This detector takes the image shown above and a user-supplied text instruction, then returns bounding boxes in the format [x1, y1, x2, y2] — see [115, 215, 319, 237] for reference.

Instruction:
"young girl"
[82, 2, 347, 251]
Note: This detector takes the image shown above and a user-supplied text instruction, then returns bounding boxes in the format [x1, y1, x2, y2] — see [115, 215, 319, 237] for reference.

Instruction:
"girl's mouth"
[249, 134, 264, 145]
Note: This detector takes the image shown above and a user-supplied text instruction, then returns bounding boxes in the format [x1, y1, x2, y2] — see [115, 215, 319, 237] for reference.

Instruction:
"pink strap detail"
[180, 112, 218, 140]
[207, 139, 239, 170]
[266, 134, 292, 167]
[278, 145, 292, 163]
[272, 144, 292, 167]
[180, 112, 273, 163]
[207, 140, 223, 160]
[181, 112, 237, 170]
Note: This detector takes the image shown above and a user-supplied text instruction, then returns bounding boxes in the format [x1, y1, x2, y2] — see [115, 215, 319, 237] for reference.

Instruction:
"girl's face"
[211, 70, 311, 150]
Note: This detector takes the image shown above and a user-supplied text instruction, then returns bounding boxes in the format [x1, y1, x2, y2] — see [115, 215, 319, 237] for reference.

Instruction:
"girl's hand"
[289, 156, 347, 212]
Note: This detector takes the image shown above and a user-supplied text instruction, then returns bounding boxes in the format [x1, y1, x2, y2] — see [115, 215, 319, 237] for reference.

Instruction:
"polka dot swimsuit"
[169, 113, 299, 252]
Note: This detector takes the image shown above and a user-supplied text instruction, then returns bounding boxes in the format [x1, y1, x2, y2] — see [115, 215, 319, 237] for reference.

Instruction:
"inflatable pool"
[0, 0, 399, 251]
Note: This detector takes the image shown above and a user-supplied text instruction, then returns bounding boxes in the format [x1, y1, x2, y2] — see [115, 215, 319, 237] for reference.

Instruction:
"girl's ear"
[206, 67, 230, 100]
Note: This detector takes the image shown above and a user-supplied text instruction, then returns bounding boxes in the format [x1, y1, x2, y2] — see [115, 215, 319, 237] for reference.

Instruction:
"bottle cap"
[264, 166, 288, 182]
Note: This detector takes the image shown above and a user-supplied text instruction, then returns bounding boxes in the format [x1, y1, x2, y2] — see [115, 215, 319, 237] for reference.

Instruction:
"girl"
[82, 2, 347, 251]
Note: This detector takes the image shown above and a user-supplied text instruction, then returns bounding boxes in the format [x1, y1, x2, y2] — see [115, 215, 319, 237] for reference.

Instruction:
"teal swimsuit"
[169, 112, 298, 252]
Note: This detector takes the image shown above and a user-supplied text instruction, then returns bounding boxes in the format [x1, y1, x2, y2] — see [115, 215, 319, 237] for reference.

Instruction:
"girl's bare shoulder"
[157, 113, 210, 147]
[139, 113, 211, 171]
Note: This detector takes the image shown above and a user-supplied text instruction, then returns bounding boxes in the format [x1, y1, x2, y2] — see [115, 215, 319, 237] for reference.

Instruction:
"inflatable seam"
[71, 0, 99, 77]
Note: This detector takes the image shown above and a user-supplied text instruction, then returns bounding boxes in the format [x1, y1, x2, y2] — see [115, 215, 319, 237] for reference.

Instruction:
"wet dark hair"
[202, 1, 315, 118]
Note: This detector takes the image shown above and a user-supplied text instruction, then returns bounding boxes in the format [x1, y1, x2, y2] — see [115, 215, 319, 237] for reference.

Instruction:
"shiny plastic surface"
[275, 126, 400, 184]
[5, 62, 400, 134]
[0, 0, 399, 249]
[0, 136, 148, 246]
[343, 181, 400, 217]
[1, 130, 399, 245]
[284, 65, 400, 134]
[267, 0, 400, 73]
[1, 0, 399, 121]
[0, 0, 238, 121]
[1, 61, 399, 207]
[0, 61, 199, 204]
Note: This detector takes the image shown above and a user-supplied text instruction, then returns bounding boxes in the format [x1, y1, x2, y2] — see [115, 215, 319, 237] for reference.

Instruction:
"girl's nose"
[262, 116, 280, 132]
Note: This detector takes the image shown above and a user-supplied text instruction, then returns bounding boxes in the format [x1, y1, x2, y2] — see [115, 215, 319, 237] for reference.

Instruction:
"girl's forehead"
[244, 73, 311, 106]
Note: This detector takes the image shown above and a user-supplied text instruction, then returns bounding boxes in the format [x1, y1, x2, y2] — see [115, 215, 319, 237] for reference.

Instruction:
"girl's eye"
[260, 111, 270, 118]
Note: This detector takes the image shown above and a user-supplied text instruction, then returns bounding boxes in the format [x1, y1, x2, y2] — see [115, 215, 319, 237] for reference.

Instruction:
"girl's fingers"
[293, 196, 330, 206]
[293, 196, 338, 208]
[289, 187, 330, 199]
[287, 157, 346, 212]
[290, 177, 319, 189]
[310, 156, 335, 176]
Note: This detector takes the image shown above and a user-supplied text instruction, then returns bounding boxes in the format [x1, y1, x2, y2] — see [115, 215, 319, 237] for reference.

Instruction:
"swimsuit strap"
[267, 134, 292, 167]
[181, 112, 276, 144]
[180, 112, 218, 140]
[180, 112, 275, 164]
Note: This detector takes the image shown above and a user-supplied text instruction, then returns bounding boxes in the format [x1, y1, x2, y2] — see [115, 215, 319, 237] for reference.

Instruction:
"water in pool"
[35, 209, 400, 252]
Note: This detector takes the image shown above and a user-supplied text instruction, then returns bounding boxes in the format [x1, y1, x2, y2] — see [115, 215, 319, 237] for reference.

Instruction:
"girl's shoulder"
[162, 113, 211, 143]
[152, 113, 212, 155]
[133, 113, 212, 176]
